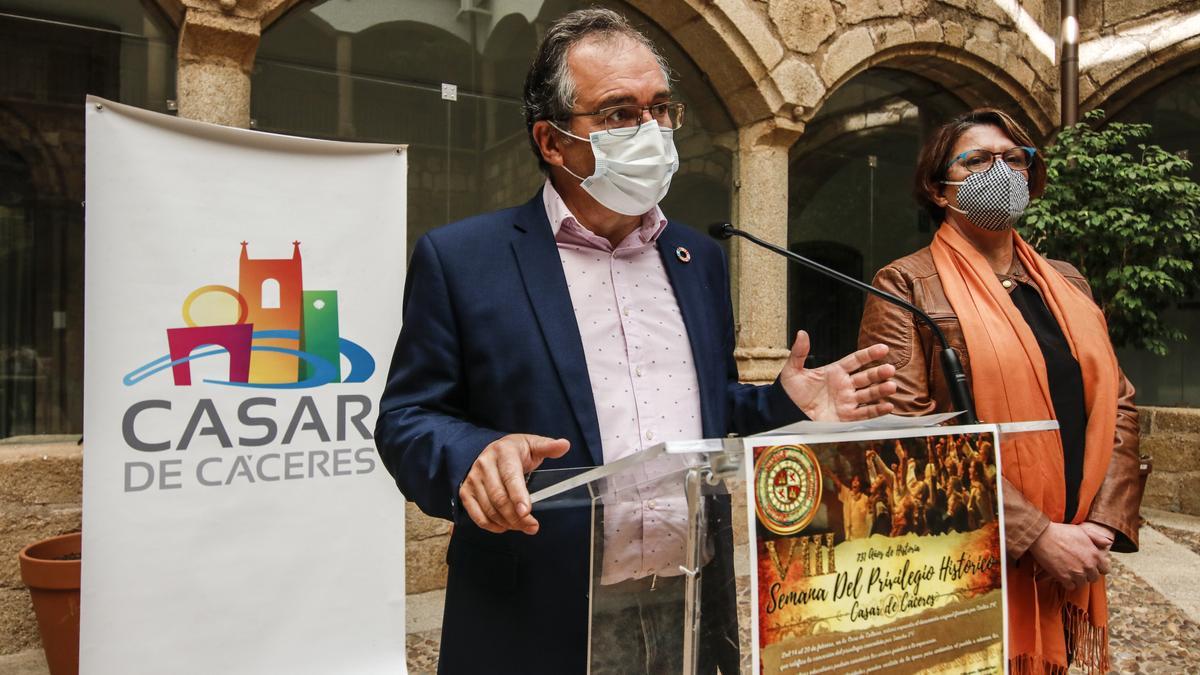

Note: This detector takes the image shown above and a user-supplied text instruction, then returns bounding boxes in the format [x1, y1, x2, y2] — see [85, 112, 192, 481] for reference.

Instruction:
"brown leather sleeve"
[1002, 477, 1050, 559]
[1054, 263, 1144, 552]
[857, 266, 937, 416]
[1085, 372, 1143, 552]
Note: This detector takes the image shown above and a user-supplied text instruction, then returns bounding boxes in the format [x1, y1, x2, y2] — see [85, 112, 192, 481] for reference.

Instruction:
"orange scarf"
[931, 225, 1120, 674]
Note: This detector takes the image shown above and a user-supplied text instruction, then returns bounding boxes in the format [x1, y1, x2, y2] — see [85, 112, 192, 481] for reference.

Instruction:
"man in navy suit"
[375, 9, 896, 674]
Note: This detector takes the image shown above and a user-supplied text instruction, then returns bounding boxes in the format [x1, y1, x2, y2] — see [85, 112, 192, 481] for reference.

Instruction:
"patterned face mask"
[942, 159, 1030, 231]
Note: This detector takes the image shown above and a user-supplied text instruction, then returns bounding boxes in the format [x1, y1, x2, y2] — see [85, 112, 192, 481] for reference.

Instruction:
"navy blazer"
[375, 190, 804, 674]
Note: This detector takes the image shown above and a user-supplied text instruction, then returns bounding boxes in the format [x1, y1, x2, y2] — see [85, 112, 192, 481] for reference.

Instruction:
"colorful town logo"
[754, 444, 822, 535]
[123, 241, 374, 389]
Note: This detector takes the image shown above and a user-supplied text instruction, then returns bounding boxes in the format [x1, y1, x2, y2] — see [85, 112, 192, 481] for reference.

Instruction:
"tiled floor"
[405, 631, 442, 674]
[1152, 524, 1200, 559]
[1107, 559, 1200, 673]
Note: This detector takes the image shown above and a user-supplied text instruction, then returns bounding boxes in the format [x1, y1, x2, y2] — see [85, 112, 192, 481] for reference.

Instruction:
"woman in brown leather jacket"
[857, 108, 1144, 674]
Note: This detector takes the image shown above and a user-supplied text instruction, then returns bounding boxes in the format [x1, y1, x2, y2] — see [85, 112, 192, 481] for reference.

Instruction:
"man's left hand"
[780, 330, 897, 422]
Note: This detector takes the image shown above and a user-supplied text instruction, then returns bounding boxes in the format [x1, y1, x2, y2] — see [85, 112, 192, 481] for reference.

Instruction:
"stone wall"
[1141, 407, 1200, 516]
[631, 0, 1200, 139]
[406, 503, 450, 595]
[0, 443, 82, 655]
[630, 0, 1062, 140]
[1079, 0, 1200, 114]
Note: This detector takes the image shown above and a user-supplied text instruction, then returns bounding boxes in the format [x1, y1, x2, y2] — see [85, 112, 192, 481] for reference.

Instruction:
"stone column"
[177, 8, 258, 127]
[174, 0, 301, 128]
[731, 116, 804, 383]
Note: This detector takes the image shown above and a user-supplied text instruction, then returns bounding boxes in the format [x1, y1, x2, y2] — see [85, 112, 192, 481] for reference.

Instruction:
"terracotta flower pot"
[19, 532, 81, 675]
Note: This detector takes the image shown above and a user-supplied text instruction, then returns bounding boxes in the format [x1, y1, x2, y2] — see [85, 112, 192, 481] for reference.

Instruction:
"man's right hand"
[459, 434, 571, 535]
[1028, 522, 1111, 591]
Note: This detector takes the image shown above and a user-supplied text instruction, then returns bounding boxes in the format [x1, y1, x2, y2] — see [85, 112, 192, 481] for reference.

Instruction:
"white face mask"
[551, 119, 679, 216]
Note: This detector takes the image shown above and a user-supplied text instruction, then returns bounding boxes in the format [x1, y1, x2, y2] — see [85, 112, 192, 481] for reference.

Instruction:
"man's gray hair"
[522, 8, 672, 173]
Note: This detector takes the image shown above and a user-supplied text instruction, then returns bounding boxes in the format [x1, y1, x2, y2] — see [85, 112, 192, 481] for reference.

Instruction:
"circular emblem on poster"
[754, 444, 822, 535]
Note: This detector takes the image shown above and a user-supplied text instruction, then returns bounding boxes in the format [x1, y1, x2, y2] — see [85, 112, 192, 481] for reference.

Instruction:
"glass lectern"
[528, 420, 1054, 675]
[529, 438, 747, 675]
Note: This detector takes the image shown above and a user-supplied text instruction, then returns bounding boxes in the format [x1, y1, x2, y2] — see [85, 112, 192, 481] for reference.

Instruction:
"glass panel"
[1111, 66, 1200, 407]
[0, 3, 176, 439]
[1115, 301, 1200, 406]
[788, 69, 968, 366]
[531, 445, 748, 674]
[252, 1, 734, 254]
[588, 463, 697, 675]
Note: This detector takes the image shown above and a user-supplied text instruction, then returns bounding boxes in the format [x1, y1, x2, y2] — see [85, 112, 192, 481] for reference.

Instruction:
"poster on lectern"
[747, 424, 1007, 674]
[83, 96, 409, 674]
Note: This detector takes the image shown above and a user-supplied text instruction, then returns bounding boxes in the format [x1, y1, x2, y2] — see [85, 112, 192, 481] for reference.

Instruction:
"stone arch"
[482, 12, 537, 61]
[783, 39, 1054, 365]
[149, 0, 305, 31]
[1084, 33, 1200, 119]
[481, 13, 538, 99]
[263, 0, 781, 127]
[625, 0, 787, 126]
[804, 44, 1055, 140]
[353, 20, 474, 85]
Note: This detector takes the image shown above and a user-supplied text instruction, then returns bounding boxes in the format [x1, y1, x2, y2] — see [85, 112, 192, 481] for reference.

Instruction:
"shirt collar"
[542, 179, 668, 249]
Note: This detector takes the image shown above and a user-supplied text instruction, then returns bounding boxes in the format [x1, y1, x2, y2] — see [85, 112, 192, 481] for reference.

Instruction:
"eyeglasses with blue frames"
[564, 102, 686, 137]
[946, 146, 1037, 173]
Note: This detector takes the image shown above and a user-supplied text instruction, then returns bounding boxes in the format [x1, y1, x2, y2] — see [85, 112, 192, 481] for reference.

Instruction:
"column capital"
[738, 115, 805, 151]
[178, 8, 260, 72]
[172, 0, 307, 127]
[176, 8, 257, 127]
[734, 347, 791, 385]
[179, 0, 303, 28]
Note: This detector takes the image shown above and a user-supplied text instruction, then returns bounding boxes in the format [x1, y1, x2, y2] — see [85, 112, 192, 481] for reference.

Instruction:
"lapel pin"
[675, 246, 691, 263]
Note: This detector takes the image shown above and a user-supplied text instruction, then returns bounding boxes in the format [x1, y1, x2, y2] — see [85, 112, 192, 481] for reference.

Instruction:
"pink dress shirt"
[543, 180, 703, 584]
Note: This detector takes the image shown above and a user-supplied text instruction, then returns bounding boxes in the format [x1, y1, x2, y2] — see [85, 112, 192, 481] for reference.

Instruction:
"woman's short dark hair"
[522, 8, 670, 173]
[913, 108, 1047, 224]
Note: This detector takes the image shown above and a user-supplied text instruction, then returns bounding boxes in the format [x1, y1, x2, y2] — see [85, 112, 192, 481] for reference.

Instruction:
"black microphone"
[709, 222, 979, 425]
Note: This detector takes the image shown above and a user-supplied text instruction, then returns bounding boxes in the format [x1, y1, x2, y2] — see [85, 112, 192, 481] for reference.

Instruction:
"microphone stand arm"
[720, 224, 979, 425]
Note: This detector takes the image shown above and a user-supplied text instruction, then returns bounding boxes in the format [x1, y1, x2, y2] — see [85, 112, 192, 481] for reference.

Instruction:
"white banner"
[82, 96, 408, 674]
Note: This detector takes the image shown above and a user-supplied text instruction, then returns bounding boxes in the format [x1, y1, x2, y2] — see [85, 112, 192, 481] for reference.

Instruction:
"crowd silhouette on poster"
[828, 434, 999, 543]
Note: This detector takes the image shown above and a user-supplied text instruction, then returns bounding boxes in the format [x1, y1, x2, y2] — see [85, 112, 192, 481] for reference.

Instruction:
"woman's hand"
[1028, 522, 1111, 591]
[1080, 521, 1116, 551]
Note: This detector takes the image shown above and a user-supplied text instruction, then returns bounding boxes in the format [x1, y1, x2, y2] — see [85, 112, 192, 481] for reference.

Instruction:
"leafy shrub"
[1021, 109, 1200, 355]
